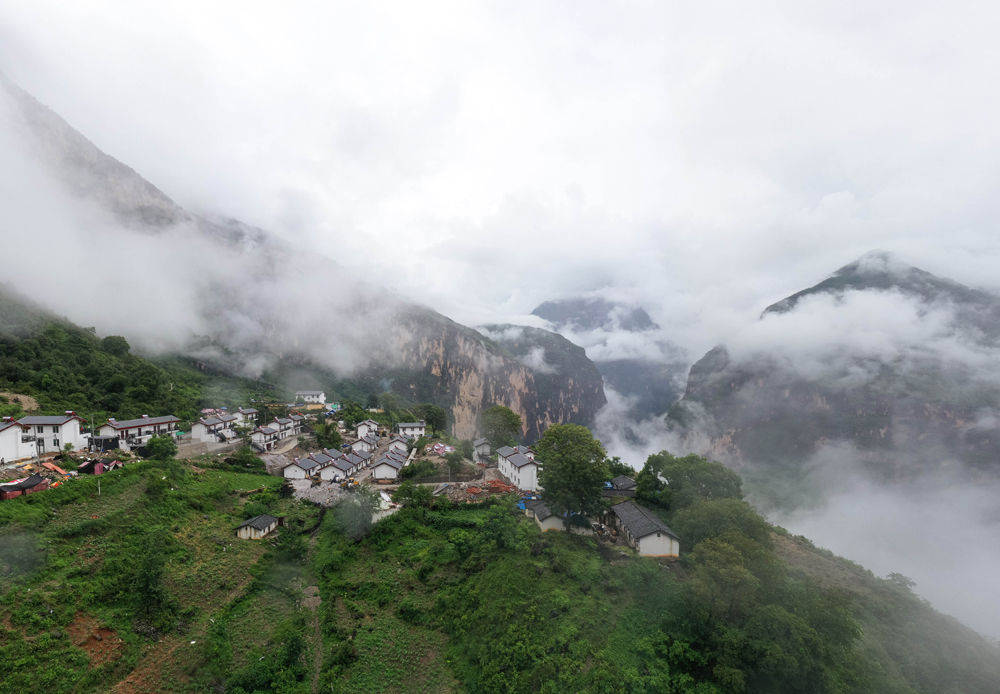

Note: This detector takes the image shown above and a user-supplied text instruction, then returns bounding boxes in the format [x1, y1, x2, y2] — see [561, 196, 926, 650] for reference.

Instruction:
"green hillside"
[2, 450, 997, 693]
[0, 294, 282, 423]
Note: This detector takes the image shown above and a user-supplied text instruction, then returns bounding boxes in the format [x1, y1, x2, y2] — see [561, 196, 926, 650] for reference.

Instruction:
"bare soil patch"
[67, 612, 124, 667]
[0, 391, 38, 411]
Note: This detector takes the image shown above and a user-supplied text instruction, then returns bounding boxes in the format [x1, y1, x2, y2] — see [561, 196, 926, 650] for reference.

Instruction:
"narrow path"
[304, 532, 323, 693]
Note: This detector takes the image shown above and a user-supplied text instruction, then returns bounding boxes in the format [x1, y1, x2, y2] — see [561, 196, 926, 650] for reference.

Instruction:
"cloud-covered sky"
[4, 1, 1000, 355]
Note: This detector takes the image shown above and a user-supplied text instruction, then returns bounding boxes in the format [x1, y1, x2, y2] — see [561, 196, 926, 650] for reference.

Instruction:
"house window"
[36, 426, 43, 433]
[52, 426, 60, 433]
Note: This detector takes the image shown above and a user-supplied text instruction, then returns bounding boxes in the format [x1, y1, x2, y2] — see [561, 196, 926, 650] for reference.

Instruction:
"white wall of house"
[297, 392, 325, 403]
[283, 465, 307, 479]
[356, 422, 376, 439]
[0, 426, 24, 461]
[635, 533, 680, 557]
[388, 440, 407, 454]
[24, 420, 87, 453]
[516, 463, 539, 491]
[237, 520, 277, 539]
[398, 424, 425, 438]
[318, 466, 343, 482]
[372, 463, 399, 480]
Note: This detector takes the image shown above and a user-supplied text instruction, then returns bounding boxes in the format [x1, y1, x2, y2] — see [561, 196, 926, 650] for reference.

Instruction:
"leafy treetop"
[480, 404, 522, 449]
[535, 423, 609, 526]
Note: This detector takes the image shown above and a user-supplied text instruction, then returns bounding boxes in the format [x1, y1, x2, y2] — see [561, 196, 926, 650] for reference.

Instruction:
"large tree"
[415, 403, 448, 434]
[480, 405, 522, 449]
[536, 424, 609, 527]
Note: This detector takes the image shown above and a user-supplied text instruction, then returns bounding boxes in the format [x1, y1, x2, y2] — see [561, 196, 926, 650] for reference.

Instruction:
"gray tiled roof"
[396, 421, 425, 428]
[292, 458, 319, 471]
[331, 458, 353, 472]
[18, 414, 81, 425]
[239, 514, 278, 531]
[257, 426, 278, 435]
[611, 475, 636, 490]
[473, 438, 488, 447]
[533, 501, 554, 521]
[612, 501, 678, 540]
[496, 446, 516, 458]
[374, 456, 404, 469]
[508, 453, 535, 469]
[105, 415, 179, 429]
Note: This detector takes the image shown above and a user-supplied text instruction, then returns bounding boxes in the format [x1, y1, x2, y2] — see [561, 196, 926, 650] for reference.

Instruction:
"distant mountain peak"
[532, 297, 657, 333]
[763, 251, 995, 317]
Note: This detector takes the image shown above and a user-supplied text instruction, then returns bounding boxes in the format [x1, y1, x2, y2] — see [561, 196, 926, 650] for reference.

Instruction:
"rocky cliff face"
[476, 324, 607, 438]
[0, 76, 599, 439]
[667, 252, 1000, 485]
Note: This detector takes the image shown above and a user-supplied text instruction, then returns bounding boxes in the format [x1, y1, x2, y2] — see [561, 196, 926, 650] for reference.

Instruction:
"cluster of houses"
[281, 420, 423, 483]
[249, 414, 306, 452]
[189, 407, 260, 444]
[285, 447, 369, 482]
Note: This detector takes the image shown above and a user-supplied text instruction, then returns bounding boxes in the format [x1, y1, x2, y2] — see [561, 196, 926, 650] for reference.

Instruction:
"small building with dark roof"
[284, 457, 318, 480]
[610, 500, 679, 557]
[473, 437, 491, 461]
[236, 514, 279, 540]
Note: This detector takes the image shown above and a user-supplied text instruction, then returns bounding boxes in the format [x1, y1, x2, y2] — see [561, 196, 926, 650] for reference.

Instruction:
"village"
[0, 388, 679, 558]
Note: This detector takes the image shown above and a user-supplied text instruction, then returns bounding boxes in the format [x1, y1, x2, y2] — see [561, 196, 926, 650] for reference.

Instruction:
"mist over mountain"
[664, 251, 1000, 637]
[0, 76, 596, 439]
[670, 251, 1000, 480]
[531, 298, 688, 422]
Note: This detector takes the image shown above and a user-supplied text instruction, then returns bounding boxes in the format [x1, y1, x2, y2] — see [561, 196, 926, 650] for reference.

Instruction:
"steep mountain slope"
[532, 298, 687, 419]
[0, 76, 594, 439]
[477, 324, 607, 432]
[0, 285, 280, 422]
[667, 251, 1000, 482]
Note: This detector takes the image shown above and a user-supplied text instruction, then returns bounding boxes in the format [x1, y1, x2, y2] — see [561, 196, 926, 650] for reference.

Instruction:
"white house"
[284, 457, 319, 479]
[499, 452, 540, 491]
[318, 457, 347, 482]
[98, 415, 179, 451]
[236, 514, 279, 540]
[190, 415, 239, 443]
[0, 418, 27, 462]
[396, 420, 426, 438]
[356, 419, 379, 439]
[236, 407, 259, 426]
[251, 425, 280, 451]
[16, 413, 88, 455]
[295, 390, 326, 404]
[524, 499, 592, 535]
[342, 452, 365, 473]
[372, 456, 404, 481]
[388, 436, 409, 455]
[272, 418, 296, 439]
[610, 501, 680, 557]
[350, 437, 374, 455]
[289, 413, 306, 432]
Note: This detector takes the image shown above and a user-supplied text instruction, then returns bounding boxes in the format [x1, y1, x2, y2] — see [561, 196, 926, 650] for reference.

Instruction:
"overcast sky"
[3, 1, 1000, 353]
